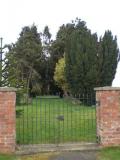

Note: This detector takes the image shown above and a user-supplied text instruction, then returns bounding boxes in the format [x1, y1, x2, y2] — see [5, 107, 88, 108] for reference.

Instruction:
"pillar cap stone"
[94, 86, 120, 91]
[0, 87, 17, 92]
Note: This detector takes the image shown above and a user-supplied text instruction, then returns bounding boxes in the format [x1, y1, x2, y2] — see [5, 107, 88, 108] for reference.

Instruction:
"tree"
[3, 19, 119, 98]
[54, 57, 68, 91]
[4, 24, 43, 97]
[65, 19, 119, 94]
[97, 31, 119, 86]
[40, 26, 53, 94]
[65, 19, 98, 94]
[42, 26, 51, 46]
[48, 22, 75, 94]
[50, 22, 75, 62]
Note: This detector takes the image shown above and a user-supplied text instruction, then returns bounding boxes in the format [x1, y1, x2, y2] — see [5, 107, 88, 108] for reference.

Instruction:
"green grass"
[16, 96, 96, 144]
[98, 147, 120, 160]
[0, 154, 16, 160]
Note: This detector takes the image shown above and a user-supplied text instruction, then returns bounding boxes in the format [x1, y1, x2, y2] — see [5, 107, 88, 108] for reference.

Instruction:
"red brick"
[96, 87, 120, 147]
[0, 89, 16, 154]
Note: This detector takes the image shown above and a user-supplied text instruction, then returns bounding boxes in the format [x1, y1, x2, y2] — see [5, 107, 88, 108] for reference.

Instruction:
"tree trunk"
[26, 69, 32, 102]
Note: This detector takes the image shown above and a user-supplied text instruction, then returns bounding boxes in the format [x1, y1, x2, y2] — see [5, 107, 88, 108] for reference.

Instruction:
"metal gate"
[16, 93, 97, 151]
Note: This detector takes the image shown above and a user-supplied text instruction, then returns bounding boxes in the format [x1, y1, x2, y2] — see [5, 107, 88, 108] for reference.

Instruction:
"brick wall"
[0, 86, 120, 153]
[95, 87, 120, 147]
[0, 87, 16, 153]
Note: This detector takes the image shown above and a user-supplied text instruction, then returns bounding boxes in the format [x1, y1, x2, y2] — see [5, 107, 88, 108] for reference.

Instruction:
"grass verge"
[0, 154, 16, 160]
[1, 147, 120, 160]
[98, 147, 120, 160]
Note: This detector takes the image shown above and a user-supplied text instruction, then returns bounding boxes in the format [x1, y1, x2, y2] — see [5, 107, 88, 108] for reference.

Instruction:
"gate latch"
[96, 100, 100, 107]
[56, 115, 64, 121]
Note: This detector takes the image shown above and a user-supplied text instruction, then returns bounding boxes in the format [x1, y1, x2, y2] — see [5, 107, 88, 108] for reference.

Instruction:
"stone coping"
[0, 87, 17, 92]
[94, 86, 120, 91]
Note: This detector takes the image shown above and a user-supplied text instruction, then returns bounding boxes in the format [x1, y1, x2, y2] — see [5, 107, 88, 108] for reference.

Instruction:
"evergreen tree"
[41, 26, 53, 94]
[65, 20, 119, 94]
[65, 19, 98, 94]
[3, 19, 119, 97]
[4, 24, 43, 96]
[97, 31, 119, 86]
[48, 21, 75, 93]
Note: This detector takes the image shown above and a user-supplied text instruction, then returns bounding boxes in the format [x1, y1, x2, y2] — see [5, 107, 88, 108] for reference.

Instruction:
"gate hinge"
[96, 100, 100, 107]
[96, 135, 101, 144]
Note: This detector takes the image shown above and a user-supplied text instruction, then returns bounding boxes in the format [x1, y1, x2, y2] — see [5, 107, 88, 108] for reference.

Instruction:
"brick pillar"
[95, 87, 120, 147]
[0, 87, 16, 153]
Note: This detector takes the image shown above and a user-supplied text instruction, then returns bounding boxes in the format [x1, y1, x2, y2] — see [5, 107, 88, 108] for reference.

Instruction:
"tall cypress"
[97, 31, 119, 86]
[65, 20, 98, 94]
[65, 23, 119, 94]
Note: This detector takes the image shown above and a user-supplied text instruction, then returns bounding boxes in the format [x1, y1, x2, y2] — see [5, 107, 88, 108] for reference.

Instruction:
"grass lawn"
[0, 154, 17, 160]
[16, 96, 96, 144]
[98, 147, 120, 160]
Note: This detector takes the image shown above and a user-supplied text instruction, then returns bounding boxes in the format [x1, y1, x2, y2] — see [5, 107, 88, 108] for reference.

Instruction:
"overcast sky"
[0, 0, 120, 86]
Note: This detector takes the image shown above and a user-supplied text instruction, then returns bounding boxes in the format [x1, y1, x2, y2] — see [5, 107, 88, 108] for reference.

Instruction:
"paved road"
[49, 151, 98, 160]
